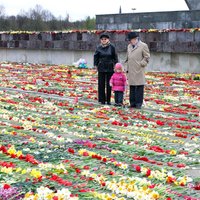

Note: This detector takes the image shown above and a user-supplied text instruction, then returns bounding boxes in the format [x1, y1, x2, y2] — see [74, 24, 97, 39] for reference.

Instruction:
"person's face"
[130, 37, 138, 45]
[101, 37, 109, 44]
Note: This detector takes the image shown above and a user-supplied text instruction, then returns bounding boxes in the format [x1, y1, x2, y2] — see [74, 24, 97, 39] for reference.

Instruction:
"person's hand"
[94, 65, 97, 69]
[93, 66, 98, 73]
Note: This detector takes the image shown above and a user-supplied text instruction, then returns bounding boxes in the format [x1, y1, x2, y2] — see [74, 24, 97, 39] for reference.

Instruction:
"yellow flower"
[30, 169, 42, 178]
[21, 169, 27, 174]
[111, 193, 116, 198]
[46, 193, 55, 199]
[7, 146, 16, 155]
[1, 167, 13, 173]
[29, 137, 36, 143]
[170, 150, 177, 155]
[16, 167, 22, 172]
[78, 149, 86, 155]
[24, 192, 34, 198]
[89, 135, 94, 139]
[142, 185, 148, 191]
[151, 191, 160, 199]
[111, 150, 118, 154]
[16, 151, 22, 157]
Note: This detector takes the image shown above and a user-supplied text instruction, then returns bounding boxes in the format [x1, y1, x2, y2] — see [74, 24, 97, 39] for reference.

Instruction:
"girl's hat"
[115, 63, 123, 70]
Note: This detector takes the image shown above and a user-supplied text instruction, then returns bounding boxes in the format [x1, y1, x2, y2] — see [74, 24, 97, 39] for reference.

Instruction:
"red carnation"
[146, 169, 151, 177]
[135, 165, 141, 172]
[3, 184, 11, 189]
[167, 162, 174, 167]
[82, 151, 89, 156]
[68, 148, 75, 154]
[83, 165, 90, 170]
[109, 171, 115, 175]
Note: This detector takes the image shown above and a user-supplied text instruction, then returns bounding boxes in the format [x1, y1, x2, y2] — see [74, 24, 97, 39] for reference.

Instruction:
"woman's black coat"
[94, 43, 118, 72]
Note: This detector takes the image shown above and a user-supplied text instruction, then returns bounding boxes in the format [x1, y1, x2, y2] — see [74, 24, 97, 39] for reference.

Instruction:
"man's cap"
[127, 32, 139, 40]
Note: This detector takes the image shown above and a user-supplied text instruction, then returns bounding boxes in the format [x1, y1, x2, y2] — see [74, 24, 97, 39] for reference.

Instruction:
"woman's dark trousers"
[98, 72, 113, 104]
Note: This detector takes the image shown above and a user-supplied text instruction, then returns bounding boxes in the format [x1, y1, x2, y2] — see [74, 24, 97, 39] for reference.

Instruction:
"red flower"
[3, 184, 11, 189]
[10, 154, 17, 158]
[179, 151, 188, 155]
[50, 174, 59, 181]
[135, 165, 141, 172]
[146, 169, 151, 177]
[149, 184, 156, 189]
[82, 151, 89, 156]
[79, 189, 89, 192]
[75, 168, 81, 173]
[193, 182, 200, 190]
[102, 158, 107, 162]
[68, 148, 75, 154]
[63, 160, 70, 163]
[70, 194, 79, 198]
[166, 176, 176, 184]
[167, 162, 174, 167]
[88, 177, 94, 181]
[156, 120, 165, 126]
[124, 123, 128, 127]
[101, 182, 106, 186]
[0, 145, 7, 153]
[70, 163, 76, 168]
[53, 196, 59, 200]
[177, 163, 186, 168]
[19, 155, 26, 160]
[109, 171, 115, 175]
[83, 165, 90, 170]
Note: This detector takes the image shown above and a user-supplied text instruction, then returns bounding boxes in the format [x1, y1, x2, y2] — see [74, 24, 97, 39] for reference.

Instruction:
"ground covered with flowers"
[0, 62, 199, 200]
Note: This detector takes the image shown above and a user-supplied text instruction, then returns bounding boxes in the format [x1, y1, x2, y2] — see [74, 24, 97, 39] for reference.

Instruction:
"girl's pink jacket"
[110, 72, 127, 92]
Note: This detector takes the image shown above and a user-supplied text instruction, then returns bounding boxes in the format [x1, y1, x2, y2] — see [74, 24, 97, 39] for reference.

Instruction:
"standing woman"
[125, 32, 150, 109]
[94, 32, 118, 105]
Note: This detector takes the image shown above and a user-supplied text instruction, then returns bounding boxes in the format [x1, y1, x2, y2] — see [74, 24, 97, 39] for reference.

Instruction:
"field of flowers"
[0, 62, 199, 200]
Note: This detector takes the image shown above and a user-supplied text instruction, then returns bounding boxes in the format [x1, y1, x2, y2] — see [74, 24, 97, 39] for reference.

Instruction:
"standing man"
[125, 32, 150, 109]
[94, 32, 118, 105]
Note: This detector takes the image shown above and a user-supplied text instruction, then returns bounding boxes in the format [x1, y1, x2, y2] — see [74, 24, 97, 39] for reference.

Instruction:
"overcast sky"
[0, 0, 189, 21]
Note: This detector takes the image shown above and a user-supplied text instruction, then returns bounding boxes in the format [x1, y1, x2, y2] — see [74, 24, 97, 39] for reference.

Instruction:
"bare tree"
[0, 4, 96, 31]
[0, 5, 5, 18]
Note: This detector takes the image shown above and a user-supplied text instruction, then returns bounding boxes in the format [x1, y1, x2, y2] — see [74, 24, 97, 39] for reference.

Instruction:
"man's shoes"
[128, 105, 136, 108]
[100, 102, 105, 105]
[107, 102, 111, 105]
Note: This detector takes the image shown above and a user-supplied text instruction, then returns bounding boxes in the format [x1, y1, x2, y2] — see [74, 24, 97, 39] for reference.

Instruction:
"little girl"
[110, 63, 127, 106]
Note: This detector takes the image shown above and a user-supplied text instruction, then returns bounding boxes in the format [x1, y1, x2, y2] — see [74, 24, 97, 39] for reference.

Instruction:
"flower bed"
[0, 62, 199, 200]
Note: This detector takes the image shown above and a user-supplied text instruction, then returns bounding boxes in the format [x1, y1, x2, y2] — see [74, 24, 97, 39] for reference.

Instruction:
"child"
[110, 63, 127, 106]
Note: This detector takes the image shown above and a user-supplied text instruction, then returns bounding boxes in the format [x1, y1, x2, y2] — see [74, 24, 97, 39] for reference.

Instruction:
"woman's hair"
[99, 32, 110, 39]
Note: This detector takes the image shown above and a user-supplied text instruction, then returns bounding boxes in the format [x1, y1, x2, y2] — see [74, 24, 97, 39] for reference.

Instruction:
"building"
[96, 0, 200, 30]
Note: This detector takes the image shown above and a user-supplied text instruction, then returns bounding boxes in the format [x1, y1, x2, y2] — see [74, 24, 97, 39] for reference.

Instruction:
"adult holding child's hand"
[94, 32, 118, 105]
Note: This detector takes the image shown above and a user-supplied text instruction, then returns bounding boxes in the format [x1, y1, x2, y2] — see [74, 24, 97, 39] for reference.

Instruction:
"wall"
[96, 10, 200, 30]
[0, 49, 199, 73]
[185, 0, 200, 10]
[0, 31, 200, 73]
